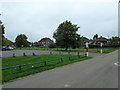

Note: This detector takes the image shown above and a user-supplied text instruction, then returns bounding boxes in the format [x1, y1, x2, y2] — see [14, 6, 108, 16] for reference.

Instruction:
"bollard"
[13, 53, 15, 57]
[50, 52, 52, 55]
[23, 53, 26, 56]
[78, 55, 80, 58]
[59, 51, 61, 54]
[69, 56, 71, 60]
[44, 61, 47, 66]
[32, 52, 36, 56]
[85, 53, 87, 56]
[68, 51, 70, 55]
[61, 58, 63, 63]
[19, 65, 22, 70]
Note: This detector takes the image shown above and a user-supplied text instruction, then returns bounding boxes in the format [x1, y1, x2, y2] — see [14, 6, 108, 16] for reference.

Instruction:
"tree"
[110, 36, 120, 46]
[93, 34, 98, 40]
[53, 20, 81, 51]
[0, 19, 5, 46]
[3, 38, 11, 47]
[15, 34, 29, 48]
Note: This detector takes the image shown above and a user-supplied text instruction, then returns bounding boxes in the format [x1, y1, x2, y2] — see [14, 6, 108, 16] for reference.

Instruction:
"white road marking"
[64, 84, 71, 88]
[0, 85, 2, 90]
[114, 62, 120, 66]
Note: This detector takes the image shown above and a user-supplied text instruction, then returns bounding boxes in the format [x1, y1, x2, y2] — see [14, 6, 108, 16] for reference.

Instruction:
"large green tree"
[53, 20, 81, 51]
[15, 34, 29, 48]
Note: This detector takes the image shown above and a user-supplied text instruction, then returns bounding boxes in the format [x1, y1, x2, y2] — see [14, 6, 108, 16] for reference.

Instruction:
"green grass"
[15, 47, 118, 53]
[2, 54, 92, 83]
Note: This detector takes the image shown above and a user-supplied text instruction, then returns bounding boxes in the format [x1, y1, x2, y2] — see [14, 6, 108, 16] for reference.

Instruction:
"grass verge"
[2, 54, 92, 83]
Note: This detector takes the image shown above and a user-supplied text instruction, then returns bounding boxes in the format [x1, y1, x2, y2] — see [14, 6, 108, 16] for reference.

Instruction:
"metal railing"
[1, 55, 86, 71]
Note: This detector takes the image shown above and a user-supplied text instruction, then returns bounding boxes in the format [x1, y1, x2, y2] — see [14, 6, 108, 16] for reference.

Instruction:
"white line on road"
[114, 62, 120, 66]
[64, 84, 71, 88]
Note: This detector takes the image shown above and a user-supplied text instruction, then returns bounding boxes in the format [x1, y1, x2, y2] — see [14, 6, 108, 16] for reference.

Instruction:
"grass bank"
[2, 54, 92, 83]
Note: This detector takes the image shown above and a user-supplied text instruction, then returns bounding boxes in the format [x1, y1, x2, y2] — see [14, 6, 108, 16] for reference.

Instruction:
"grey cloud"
[1, 1, 118, 42]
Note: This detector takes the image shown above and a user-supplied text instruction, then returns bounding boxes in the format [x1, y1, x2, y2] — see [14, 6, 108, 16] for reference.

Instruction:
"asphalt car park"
[2, 50, 104, 57]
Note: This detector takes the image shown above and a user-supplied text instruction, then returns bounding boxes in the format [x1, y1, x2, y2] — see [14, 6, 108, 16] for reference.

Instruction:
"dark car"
[2, 47, 14, 51]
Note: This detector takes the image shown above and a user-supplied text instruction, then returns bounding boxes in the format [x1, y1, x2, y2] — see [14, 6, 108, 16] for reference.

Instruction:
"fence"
[1, 55, 86, 71]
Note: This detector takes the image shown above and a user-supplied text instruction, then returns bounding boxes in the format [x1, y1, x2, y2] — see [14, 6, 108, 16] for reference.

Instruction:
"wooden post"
[59, 51, 61, 54]
[61, 58, 63, 62]
[50, 52, 52, 55]
[44, 61, 47, 65]
[13, 53, 15, 57]
[23, 53, 26, 56]
[33, 52, 36, 56]
[19, 65, 22, 70]
[69, 56, 71, 60]
[68, 51, 70, 55]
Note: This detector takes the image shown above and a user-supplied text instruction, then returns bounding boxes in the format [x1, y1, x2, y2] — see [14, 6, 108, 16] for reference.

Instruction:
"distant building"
[38, 37, 53, 47]
[93, 36, 108, 45]
[81, 35, 108, 45]
[81, 36, 89, 44]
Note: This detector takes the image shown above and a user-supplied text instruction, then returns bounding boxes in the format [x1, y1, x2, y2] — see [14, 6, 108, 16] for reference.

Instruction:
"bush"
[89, 44, 120, 48]
[48, 43, 56, 48]
[89, 44, 100, 48]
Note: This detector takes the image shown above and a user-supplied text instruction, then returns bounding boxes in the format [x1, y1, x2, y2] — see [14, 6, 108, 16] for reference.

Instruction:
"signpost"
[86, 42, 89, 56]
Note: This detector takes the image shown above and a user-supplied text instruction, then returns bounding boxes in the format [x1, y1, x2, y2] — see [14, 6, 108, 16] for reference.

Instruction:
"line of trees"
[1, 19, 120, 50]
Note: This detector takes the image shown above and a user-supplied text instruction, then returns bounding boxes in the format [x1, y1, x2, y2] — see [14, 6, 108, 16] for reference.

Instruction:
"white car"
[8, 47, 14, 50]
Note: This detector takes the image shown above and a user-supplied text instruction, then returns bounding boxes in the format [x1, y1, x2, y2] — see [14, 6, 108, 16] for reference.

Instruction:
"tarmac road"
[2, 50, 118, 88]
[2, 50, 104, 57]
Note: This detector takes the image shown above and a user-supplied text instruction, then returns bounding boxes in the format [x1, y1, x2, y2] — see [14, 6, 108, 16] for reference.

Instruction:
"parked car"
[2, 47, 7, 51]
[8, 47, 14, 50]
[2, 46, 14, 51]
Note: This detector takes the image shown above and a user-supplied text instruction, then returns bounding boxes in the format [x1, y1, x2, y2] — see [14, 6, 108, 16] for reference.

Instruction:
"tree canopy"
[3, 38, 12, 47]
[53, 20, 81, 51]
[93, 34, 98, 40]
[15, 34, 29, 47]
[110, 36, 120, 46]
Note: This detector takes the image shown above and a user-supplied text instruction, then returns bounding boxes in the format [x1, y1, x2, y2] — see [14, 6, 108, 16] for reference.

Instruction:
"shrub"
[48, 43, 56, 48]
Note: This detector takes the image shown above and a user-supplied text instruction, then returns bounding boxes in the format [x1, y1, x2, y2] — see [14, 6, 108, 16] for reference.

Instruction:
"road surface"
[2, 50, 118, 88]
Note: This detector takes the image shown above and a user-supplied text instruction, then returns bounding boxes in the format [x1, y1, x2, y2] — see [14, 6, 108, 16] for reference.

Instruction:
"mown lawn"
[15, 47, 118, 53]
[2, 54, 92, 83]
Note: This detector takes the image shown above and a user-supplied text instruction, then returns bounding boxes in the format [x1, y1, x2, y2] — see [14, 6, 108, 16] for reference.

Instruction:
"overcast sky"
[0, 0, 118, 42]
